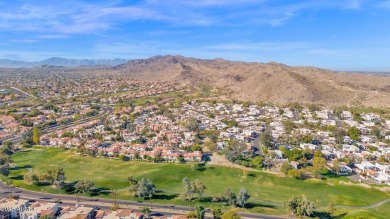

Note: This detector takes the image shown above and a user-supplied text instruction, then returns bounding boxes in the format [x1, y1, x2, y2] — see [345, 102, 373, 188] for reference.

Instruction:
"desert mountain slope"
[116, 55, 390, 107]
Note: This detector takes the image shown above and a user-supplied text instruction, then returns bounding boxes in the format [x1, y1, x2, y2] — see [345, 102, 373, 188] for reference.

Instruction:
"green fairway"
[321, 202, 390, 219]
[7, 148, 390, 216]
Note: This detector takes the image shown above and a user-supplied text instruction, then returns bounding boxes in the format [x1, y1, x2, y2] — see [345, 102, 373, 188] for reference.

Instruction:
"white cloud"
[93, 41, 162, 59]
[306, 49, 348, 56]
[180, 0, 264, 7]
[0, 0, 375, 35]
[377, 0, 390, 9]
[206, 42, 311, 51]
[9, 39, 39, 44]
[0, 50, 73, 62]
[269, 11, 296, 26]
[37, 34, 71, 39]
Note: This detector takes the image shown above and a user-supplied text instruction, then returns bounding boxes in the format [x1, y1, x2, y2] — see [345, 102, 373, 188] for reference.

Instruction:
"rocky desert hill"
[114, 55, 390, 108]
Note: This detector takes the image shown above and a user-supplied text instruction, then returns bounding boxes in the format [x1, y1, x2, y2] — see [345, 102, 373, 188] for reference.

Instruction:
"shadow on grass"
[64, 181, 77, 194]
[153, 193, 179, 201]
[33, 182, 51, 186]
[312, 211, 348, 219]
[247, 173, 256, 177]
[12, 164, 33, 170]
[321, 170, 340, 179]
[312, 211, 333, 219]
[90, 187, 111, 196]
[64, 180, 112, 197]
[245, 202, 277, 209]
[334, 213, 348, 219]
[17, 150, 33, 153]
[9, 175, 24, 180]
[197, 196, 212, 202]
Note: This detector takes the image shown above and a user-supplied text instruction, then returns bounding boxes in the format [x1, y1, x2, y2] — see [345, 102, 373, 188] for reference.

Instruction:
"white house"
[375, 163, 390, 173]
[20, 202, 59, 219]
[300, 143, 318, 151]
[342, 144, 360, 153]
[273, 150, 284, 160]
[339, 165, 353, 176]
[0, 198, 29, 219]
[361, 136, 375, 143]
[355, 161, 376, 172]
[373, 172, 390, 183]
[340, 111, 352, 120]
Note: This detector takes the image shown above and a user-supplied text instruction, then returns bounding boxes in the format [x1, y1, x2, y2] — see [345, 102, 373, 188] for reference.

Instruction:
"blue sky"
[0, 0, 390, 71]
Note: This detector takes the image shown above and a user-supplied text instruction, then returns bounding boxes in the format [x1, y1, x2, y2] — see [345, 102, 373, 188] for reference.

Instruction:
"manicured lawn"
[320, 202, 390, 219]
[7, 148, 390, 216]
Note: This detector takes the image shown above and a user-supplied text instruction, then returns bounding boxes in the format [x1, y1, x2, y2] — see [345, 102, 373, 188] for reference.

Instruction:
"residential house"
[342, 145, 360, 153]
[338, 165, 353, 176]
[95, 209, 142, 219]
[0, 198, 29, 219]
[373, 172, 390, 184]
[20, 201, 59, 219]
[300, 143, 318, 151]
[355, 161, 376, 173]
[183, 151, 202, 162]
[58, 206, 94, 219]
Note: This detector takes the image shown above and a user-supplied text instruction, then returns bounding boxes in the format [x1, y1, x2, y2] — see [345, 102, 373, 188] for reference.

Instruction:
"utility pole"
[76, 193, 80, 204]
[9, 186, 13, 199]
[149, 194, 152, 209]
[6, 181, 13, 199]
[113, 189, 117, 206]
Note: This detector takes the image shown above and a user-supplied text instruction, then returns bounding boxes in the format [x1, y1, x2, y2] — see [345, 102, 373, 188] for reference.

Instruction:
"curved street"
[0, 181, 288, 219]
[1, 105, 112, 145]
[1, 181, 389, 218]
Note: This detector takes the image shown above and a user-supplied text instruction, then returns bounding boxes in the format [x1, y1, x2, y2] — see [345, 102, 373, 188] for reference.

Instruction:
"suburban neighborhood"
[1, 67, 390, 219]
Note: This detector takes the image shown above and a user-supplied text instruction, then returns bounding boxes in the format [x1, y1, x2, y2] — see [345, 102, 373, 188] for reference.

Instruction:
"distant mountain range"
[2, 55, 390, 107]
[115, 55, 390, 107]
[0, 57, 128, 68]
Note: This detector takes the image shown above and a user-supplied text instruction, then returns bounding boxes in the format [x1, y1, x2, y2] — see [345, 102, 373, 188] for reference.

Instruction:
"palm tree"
[140, 207, 151, 218]
[39, 214, 50, 219]
[194, 203, 205, 219]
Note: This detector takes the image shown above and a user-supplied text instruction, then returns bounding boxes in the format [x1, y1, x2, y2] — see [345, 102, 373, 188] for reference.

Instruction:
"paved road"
[252, 136, 263, 156]
[10, 87, 37, 99]
[252, 125, 272, 156]
[0, 181, 288, 219]
[2, 105, 112, 145]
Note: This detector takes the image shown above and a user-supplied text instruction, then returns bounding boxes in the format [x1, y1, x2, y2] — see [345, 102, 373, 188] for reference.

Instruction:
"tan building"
[58, 206, 94, 219]
[0, 198, 29, 219]
[95, 209, 143, 219]
[19, 201, 59, 219]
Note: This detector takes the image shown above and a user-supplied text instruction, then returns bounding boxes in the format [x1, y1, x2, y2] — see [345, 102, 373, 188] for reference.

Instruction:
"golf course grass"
[6, 147, 390, 217]
[331, 201, 390, 219]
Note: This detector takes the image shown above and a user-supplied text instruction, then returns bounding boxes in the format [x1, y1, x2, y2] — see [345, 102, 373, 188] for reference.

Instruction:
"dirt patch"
[208, 153, 284, 176]
[339, 181, 372, 189]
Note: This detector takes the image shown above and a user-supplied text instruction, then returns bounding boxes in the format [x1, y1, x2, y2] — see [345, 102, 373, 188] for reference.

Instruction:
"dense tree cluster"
[127, 176, 156, 200]
[181, 177, 206, 203]
[224, 140, 246, 162]
[284, 195, 315, 217]
[259, 131, 273, 149]
[75, 179, 94, 193]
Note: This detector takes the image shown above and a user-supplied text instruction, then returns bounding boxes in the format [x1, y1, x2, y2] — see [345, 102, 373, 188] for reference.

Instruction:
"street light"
[113, 189, 117, 206]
